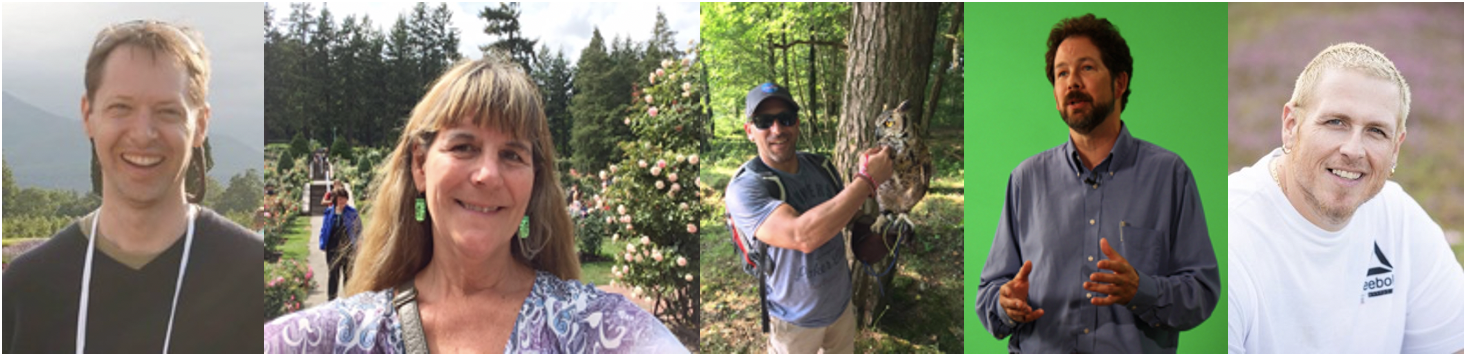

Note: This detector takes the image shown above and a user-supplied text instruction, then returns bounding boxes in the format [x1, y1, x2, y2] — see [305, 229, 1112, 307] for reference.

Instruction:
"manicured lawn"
[579, 238, 625, 287]
[280, 216, 312, 261]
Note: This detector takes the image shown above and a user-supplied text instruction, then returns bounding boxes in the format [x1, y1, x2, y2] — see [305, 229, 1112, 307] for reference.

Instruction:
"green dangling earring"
[415, 196, 426, 222]
[518, 216, 530, 239]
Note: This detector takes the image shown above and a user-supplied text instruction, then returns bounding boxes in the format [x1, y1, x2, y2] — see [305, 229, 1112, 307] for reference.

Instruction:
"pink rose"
[656, 159, 667, 168]
[668, 172, 678, 182]
[641, 236, 651, 245]
[618, 205, 627, 215]
[625, 253, 633, 261]
[638, 159, 648, 168]
[650, 166, 662, 176]
[648, 107, 659, 117]
[653, 252, 663, 262]
[655, 180, 665, 190]
[685, 274, 694, 282]
[645, 94, 654, 104]
[677, 256, 687, 267]
[670, 183, 681, 193]
[689, 154, 699, 165]
[656, 69, 665, 77]
[687, 223, 698, 234]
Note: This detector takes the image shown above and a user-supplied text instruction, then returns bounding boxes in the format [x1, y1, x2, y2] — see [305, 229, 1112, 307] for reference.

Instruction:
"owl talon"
[897, 214, 915, 232]
[871, 215, 891, 235]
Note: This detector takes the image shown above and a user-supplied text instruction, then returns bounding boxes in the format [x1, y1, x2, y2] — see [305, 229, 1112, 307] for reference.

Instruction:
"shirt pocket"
[1116, 223, 1170, 276]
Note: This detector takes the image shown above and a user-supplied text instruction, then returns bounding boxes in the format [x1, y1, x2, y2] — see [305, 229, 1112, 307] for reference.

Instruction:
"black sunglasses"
[750, 111, 798, 129]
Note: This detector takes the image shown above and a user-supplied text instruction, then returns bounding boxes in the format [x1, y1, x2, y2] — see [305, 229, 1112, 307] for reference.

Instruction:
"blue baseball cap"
[744, 82, 801, 121]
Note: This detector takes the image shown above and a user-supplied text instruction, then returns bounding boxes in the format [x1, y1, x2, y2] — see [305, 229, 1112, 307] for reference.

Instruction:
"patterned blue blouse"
[263, 270, 687, 354]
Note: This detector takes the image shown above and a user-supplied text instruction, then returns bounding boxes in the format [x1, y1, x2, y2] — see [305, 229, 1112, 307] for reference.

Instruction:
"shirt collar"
[1062, 121, 1137, 179]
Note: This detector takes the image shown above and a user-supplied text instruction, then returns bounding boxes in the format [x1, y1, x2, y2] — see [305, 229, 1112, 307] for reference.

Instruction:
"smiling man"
[2, 20, 262, 353]
[724, 82, 892, 353]
[975, 14, 1219, 353]
[1227, 43, 1465, 354]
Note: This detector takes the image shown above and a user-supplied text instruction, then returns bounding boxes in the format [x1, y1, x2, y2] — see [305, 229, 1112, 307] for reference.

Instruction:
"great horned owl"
[871, 100, 931, 233]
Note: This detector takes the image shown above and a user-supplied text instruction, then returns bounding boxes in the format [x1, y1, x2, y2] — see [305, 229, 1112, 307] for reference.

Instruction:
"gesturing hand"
[999, 260, 1045, 323]
[1084, 238, 1139, 306]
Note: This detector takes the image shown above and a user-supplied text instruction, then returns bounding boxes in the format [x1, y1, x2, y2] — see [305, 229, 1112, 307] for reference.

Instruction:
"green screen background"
[963, 3, 1229, 354]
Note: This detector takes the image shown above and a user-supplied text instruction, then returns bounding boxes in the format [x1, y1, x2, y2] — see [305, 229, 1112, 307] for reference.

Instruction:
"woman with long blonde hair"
[264, 54, 684, 354]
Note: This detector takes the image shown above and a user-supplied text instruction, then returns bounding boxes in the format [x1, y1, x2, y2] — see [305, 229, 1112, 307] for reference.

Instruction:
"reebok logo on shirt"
[1362, 241, 1395, 299]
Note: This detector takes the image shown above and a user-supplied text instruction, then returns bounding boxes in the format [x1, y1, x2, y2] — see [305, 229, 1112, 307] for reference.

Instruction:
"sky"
[266, 2, 701, 63]
[1, 2, 265, 150]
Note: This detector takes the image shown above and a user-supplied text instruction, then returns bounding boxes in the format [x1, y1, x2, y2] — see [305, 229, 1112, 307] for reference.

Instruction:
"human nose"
[471, 155, 505, 188]
[122, 110, 161, 146]
[1339, 129, 1367, 160]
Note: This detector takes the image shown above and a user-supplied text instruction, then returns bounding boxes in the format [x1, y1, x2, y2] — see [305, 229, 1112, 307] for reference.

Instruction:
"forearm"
[788, 178, 874, 252]
[1129, 265, 1220, 331]
[976, 278, 1018, 338]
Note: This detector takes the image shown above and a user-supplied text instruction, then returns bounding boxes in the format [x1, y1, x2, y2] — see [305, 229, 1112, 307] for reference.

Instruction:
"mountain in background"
[3, 91, 263, 192]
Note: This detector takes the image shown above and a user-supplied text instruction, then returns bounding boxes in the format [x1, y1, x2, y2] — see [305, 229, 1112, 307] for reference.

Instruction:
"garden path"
[304, 214, 329, 308]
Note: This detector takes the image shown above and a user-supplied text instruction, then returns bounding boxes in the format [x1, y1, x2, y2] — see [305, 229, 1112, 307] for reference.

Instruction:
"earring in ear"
[1391, 164, 1397, 178]
[415, 195, 426, 222]
[1281, 144, 1291, 155]
[519, 216, 531, 239]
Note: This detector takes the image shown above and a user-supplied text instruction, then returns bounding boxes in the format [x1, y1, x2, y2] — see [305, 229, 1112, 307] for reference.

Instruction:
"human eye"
[446, 142, 479, 156]
[1323, 118, 1344, 126]
[1083, 64, 1095, 71]
[104, 103, 132, 116]
[502, 149, 525, 163]
[1056, 69, 1068, 78]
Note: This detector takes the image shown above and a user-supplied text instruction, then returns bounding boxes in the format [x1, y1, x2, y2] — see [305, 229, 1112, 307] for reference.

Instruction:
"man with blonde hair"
[2, 20, 262, 353]
[1228, 42, 1464, 353]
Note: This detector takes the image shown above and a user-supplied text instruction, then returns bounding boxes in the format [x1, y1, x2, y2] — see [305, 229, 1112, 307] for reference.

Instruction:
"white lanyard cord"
[76, 205, 196, 354]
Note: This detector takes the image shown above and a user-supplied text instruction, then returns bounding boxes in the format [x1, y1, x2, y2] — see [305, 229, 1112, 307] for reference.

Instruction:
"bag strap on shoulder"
[393, 280, 429, 354]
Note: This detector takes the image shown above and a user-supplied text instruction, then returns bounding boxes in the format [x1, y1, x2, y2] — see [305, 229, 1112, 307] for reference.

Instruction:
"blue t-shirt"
[725, 153, 851, 328]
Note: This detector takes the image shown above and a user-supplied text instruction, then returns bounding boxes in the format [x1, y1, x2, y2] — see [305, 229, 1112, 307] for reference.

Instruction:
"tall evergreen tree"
[477, 2, 539, 72]
[569, 28, 619, 172]
[531, 45, 576, 159]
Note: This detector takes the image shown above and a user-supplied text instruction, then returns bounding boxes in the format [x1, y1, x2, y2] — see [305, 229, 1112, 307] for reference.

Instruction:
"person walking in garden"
[2, 19, 263, 353]
[320, 187, 359, 300]
[724, 82, 894, 354]
[263, 53, 686, 354]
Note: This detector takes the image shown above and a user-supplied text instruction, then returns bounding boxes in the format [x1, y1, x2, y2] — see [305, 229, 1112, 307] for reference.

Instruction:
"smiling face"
[413, 121, 535, 259]
[1051, 36, 1126, 135]
[1283, 68, 1404, 228]
[745, 98, 799, 168]
[83, 44, 208, 208]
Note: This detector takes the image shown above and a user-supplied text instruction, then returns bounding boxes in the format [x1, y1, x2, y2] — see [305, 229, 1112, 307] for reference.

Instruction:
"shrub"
[264, 258, 313, 320]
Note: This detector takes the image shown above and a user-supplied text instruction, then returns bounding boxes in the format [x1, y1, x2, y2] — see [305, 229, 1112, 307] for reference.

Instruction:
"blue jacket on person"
[319, 205, 360, 250]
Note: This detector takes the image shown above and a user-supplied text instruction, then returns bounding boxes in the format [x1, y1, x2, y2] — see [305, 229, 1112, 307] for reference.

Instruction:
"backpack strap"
[797, 152, 845, 192]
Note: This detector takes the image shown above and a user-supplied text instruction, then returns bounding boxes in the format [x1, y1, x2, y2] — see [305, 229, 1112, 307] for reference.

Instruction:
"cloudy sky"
[2, 2, 265, 150]
[266, 2, 700, 63]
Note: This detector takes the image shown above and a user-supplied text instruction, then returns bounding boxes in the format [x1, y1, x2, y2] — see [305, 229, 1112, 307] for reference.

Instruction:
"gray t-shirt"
[725, 153, 851, 328]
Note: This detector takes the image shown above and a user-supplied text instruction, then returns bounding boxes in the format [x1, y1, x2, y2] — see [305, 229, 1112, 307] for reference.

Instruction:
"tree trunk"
[836, 2, 940, 329]
[923, 3, 963, 137]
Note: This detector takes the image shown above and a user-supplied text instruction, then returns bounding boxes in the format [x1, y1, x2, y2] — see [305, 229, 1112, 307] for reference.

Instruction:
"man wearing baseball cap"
[724, 82, 893, 353]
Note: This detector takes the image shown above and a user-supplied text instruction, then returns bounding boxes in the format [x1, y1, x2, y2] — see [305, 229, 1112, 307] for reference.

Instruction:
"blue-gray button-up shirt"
[976, 123, 1219, 353]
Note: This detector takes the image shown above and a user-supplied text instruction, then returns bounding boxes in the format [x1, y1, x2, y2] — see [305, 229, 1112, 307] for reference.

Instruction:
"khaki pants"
[767, 302, 856, 354]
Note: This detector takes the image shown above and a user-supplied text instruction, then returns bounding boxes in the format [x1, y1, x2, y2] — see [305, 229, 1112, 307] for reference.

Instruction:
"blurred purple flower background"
[1229, 3, 1464, 249]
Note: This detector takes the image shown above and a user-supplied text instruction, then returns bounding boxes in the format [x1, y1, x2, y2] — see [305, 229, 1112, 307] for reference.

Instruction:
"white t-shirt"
[1228, 149, 1465, 353]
